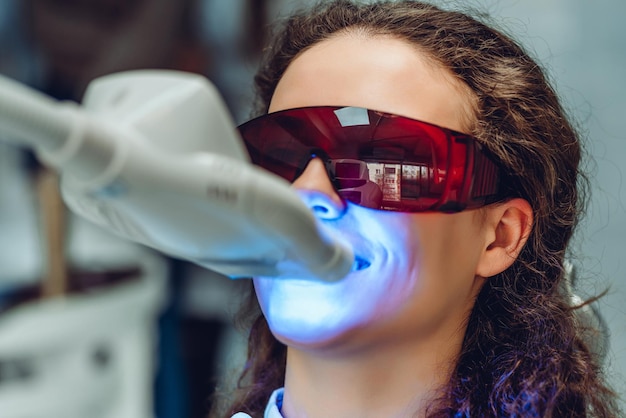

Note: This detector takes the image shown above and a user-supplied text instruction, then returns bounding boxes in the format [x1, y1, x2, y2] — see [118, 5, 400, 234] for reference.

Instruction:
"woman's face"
[253, 34, 489, 352]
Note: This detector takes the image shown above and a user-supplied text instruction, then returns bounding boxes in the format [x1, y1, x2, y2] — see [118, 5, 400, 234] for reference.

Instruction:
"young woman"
[214, 1, 621, 416]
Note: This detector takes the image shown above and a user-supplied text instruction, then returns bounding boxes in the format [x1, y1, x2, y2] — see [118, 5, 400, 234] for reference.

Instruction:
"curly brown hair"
[211, 1, 621, 417]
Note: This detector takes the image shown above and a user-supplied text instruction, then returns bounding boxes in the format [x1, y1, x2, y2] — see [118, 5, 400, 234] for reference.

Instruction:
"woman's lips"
[340, 233, 377, 274]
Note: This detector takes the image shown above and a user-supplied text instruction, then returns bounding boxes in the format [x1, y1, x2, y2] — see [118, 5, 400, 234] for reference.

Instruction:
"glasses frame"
[238, 106, 504, 213]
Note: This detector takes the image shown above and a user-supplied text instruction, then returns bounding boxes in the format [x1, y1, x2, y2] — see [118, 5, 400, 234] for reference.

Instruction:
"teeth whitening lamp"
[0, 70, 354, 281]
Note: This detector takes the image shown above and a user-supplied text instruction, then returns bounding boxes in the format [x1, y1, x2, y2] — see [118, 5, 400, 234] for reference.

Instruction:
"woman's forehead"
[270, 33, 477, 134]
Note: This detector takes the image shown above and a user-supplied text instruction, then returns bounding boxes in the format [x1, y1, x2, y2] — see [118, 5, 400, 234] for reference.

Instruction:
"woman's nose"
[293, 158, 346, 219]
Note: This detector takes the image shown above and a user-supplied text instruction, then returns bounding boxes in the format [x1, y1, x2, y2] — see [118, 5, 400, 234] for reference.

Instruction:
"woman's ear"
[475, 198, 533, 278]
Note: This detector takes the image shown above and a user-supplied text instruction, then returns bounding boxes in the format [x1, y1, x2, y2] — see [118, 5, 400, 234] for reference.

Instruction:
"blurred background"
[0, 0, 623, 417]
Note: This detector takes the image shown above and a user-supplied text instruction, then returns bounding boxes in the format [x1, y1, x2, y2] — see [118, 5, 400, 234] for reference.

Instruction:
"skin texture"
[252, 33, 532, 417]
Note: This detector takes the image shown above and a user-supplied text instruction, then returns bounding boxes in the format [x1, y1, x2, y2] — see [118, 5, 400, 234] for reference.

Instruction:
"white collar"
[264, 388, 284, 418]
[231, 388, 284, 418]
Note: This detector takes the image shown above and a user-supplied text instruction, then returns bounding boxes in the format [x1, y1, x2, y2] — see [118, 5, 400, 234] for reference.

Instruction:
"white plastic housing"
[0, 71, 354, 281]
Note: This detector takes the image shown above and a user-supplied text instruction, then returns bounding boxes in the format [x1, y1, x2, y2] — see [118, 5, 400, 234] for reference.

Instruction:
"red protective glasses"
[238, 106, 503, 213]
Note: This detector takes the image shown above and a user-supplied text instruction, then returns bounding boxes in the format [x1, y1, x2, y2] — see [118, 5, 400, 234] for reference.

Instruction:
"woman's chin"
[265, 313, 362, 351]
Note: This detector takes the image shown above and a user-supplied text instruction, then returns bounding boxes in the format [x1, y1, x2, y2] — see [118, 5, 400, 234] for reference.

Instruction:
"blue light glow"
[253, 201, 422, 346]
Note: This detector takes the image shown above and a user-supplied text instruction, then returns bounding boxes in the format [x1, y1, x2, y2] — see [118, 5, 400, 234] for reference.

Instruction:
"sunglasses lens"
[238, 106, 500, 212]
